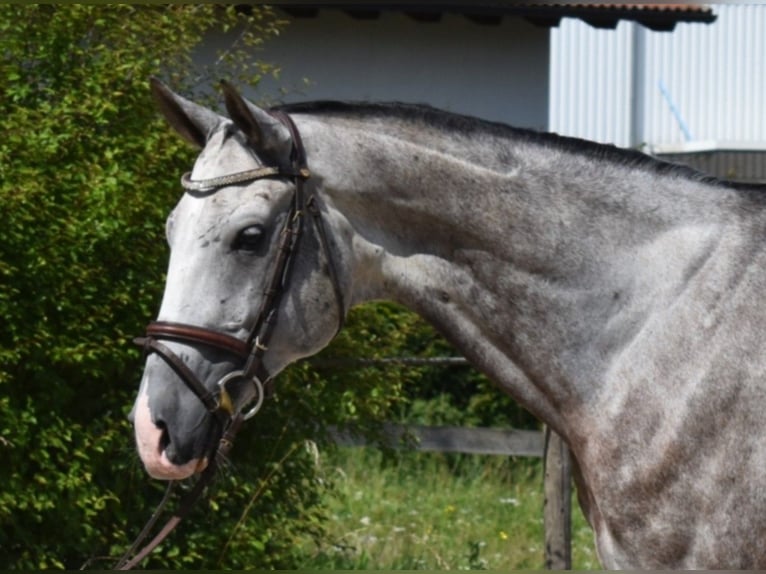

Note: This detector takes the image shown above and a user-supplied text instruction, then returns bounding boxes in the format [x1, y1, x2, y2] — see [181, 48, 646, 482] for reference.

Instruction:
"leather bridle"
[115, 110, 345, 569]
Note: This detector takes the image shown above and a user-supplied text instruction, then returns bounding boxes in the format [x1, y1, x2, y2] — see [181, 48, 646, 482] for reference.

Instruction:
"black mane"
[278, 100, 760, 192]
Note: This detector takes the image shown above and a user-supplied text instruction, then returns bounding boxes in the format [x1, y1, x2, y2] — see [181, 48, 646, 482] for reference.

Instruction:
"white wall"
[226, 10, 550, 131]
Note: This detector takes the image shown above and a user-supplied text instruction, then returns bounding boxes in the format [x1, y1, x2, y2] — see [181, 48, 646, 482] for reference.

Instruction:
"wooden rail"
[331, 422, 545, 457]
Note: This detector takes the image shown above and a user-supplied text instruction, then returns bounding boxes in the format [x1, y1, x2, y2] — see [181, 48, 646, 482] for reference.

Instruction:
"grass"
[294, 447, 599, 570]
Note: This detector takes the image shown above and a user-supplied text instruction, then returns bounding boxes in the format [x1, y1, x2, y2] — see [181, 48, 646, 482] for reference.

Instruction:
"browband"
[180, 166, 309, 194]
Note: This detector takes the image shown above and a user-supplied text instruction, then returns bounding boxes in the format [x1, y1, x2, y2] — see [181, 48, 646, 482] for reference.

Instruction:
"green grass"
[295, 447, 599, 570]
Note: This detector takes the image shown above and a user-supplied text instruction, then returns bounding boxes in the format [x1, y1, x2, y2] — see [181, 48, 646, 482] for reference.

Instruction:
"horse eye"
[233, 225, 264, 252]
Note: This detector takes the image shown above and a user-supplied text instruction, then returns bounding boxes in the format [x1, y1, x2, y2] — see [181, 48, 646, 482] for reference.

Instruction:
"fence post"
[543, 427, 572, 570]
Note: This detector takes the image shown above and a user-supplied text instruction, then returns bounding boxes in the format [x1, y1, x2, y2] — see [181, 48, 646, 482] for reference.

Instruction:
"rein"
[114, 111, 344, 570]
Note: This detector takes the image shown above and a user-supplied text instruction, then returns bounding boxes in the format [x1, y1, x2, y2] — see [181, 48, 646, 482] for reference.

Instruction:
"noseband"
[136, 110, 345, 459]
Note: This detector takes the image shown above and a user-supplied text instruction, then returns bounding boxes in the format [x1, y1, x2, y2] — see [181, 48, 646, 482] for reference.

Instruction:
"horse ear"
[220, 80, 292, 167]
[150, 77, 222, 148]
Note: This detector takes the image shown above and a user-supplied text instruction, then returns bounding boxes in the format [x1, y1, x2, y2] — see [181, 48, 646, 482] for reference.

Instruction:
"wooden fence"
[316, 354, 574, 569]
[331, 423, 573, 569]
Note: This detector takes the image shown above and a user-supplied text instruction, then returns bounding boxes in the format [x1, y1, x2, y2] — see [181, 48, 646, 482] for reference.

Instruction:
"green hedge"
[0, 6, 536, 569]
[0, 6, 410, 569]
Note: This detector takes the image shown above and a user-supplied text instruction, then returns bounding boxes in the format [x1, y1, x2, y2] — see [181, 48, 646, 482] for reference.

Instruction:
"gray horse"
[131, 79, 766, 569]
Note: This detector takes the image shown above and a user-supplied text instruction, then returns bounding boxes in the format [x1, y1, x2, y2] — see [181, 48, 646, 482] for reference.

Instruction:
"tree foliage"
[0, 5, 535, 569]
[0, 5, 351, 569]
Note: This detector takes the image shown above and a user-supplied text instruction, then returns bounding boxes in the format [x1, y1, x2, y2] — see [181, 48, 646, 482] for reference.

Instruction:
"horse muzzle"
[133, 386, 209, 480]
[131, 322, 269, 480]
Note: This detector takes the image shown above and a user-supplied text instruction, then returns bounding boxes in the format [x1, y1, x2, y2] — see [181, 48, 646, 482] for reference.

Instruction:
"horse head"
[131, 80, 346, 480]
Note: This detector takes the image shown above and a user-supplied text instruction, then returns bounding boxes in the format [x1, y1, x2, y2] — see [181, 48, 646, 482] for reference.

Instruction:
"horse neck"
[302, 112, 751, 433]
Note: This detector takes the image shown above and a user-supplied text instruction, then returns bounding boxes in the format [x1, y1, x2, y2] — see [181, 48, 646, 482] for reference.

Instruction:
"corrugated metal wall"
[550, 19, 634, 145]
[550, 4, 766, 150]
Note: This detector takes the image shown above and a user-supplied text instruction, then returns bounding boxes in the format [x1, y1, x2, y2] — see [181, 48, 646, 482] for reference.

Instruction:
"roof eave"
[270, 2, 717, 31]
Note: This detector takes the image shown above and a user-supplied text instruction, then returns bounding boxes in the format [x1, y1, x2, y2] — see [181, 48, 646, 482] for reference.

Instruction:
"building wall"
[550, 18, 635, 145]
[550, 4, 766, 150]
[219, 10, 550, 131]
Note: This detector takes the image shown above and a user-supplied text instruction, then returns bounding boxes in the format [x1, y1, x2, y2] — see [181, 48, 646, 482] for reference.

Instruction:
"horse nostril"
[156, 420, 171, 452]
